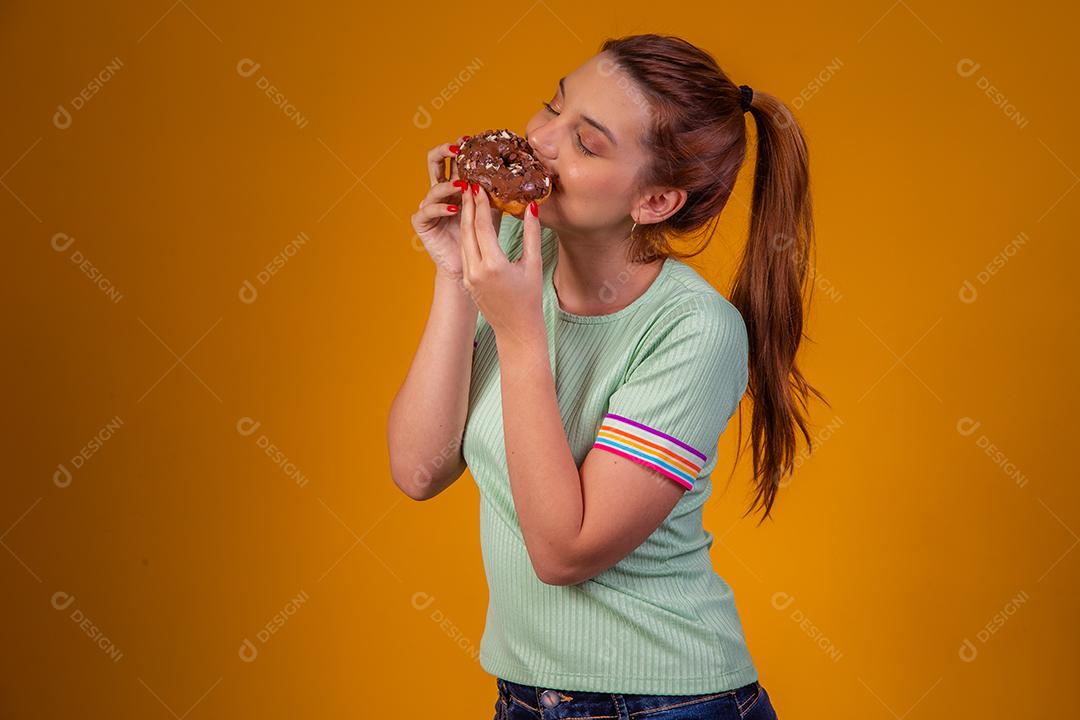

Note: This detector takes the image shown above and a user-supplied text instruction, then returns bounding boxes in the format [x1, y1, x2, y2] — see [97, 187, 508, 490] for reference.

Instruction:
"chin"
[537, 197, 558, 223]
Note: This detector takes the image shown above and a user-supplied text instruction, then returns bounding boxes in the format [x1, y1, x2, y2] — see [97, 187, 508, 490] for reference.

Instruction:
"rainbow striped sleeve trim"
[592, 413, 707, 491]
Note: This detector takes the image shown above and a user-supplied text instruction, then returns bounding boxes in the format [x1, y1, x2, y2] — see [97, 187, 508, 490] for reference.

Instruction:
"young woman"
[390, 33, 823, 720]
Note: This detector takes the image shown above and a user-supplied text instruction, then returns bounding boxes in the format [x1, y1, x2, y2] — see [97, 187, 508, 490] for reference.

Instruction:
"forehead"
[563, 53, 651, 149]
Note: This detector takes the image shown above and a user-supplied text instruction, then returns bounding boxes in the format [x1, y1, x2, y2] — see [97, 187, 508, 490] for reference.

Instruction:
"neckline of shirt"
[546, 242, 676, 325]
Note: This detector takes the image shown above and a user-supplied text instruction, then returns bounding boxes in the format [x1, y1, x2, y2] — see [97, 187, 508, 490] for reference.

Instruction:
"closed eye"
[541, 101, 598, 158]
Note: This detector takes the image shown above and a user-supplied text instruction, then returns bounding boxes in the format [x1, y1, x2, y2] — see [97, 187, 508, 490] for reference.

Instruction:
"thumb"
[521, 201, 542, 268]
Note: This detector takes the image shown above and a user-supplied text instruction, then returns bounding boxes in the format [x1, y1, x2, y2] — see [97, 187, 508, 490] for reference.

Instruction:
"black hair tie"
[739, 84, 753, 112]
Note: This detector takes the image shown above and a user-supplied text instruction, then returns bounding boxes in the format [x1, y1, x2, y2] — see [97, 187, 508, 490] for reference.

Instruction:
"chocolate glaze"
[457, 128, 554, 204]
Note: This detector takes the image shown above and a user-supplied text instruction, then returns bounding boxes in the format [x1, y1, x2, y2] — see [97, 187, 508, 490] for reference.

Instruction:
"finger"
[471, 184, 503, 262]
[460, 182, 481, 270]
[419, 179, 466, 210]
[521, 201, 542, 269]
[412, 199, 461, 232]
[427, 137, 467, 187]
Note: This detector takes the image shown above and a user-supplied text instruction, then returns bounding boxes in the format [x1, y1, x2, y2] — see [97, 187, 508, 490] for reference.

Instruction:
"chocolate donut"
[456, 128, 554, 216]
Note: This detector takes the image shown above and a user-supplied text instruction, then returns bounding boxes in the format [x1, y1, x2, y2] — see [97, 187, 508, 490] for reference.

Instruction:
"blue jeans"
[493, 677, 779, 719]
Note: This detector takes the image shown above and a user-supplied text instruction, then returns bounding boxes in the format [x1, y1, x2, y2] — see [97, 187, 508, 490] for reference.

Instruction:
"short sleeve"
[592, 295, 749, 491]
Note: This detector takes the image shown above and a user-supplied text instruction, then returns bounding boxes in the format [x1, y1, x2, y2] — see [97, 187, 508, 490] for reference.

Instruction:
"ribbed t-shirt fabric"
[462, 213, 758, 695]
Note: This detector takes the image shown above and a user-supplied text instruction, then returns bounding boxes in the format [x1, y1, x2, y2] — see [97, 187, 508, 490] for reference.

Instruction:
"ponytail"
[729, 91, 828, 524]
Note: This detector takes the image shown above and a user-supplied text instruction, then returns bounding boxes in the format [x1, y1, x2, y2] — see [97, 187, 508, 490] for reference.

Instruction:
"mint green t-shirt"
[463, 213, 757, 695]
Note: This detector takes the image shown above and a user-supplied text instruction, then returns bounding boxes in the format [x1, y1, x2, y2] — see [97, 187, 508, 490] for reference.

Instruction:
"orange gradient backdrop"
[4, 1, 1078, 718]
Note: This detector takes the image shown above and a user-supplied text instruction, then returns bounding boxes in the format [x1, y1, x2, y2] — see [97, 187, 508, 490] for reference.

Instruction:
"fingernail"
[447, 205, 459, 213]
[449, 145, 460, 154]
[471, 183, 480, 195]
[529, 201, 538, 217]
[453, 180, 467, 189]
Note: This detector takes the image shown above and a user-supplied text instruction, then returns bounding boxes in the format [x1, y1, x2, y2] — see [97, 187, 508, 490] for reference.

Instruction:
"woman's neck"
[551, 224, 665, 316]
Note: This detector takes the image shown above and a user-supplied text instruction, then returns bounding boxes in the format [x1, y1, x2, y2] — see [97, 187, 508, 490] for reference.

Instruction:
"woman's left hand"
[459, 182, 546, 343]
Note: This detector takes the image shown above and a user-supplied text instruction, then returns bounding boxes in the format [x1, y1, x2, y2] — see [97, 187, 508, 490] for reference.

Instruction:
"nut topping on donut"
[456, 128, 555, 215]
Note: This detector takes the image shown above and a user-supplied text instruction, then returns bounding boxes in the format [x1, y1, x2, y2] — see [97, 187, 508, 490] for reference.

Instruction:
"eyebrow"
[559, 76, 619, 147]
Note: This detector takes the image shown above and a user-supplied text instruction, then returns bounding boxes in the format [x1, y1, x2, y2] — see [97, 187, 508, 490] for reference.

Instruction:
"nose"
[527, 129, 557, 168]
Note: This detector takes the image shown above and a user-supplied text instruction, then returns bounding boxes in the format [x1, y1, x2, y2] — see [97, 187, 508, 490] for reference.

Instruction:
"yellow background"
[4, 1, 1077, 717]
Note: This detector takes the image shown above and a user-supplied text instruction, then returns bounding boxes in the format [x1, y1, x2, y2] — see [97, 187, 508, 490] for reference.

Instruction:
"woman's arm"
[497, 329, 684, 585]
[386, 270, 478, 500]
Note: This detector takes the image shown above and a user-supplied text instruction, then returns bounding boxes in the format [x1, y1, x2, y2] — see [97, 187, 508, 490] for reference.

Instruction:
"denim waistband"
[497, 676, 760, 718]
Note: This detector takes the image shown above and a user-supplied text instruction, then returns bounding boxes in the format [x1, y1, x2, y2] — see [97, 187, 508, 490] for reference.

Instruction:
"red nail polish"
[449, 145, 460, 154]
[529, 201, 538, 217]
[471, 183, 480, 195]
[447, 205, 459, 213]
[453, 180, 467, 189]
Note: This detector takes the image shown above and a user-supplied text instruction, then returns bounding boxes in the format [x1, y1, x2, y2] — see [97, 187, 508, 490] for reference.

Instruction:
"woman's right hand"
[411, 135, 502, 281]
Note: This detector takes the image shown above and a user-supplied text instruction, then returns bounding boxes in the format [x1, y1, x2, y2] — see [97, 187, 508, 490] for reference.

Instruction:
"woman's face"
[524, 52, 655, 235]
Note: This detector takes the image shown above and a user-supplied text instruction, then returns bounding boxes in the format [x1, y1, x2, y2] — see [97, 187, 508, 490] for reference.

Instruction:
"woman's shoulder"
[632, 269, 749, 370]
[657, 262, 745, 334]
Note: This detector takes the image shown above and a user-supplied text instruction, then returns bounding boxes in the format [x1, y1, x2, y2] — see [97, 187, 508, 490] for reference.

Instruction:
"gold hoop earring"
[629, 220, 638, 240]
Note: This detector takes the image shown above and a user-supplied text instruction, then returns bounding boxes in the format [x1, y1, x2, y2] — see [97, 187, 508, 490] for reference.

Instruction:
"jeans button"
[539, 689, 561, 708]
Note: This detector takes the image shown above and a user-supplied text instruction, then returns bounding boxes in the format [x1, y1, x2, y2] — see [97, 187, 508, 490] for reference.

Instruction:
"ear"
[633, 186, 688, 225]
